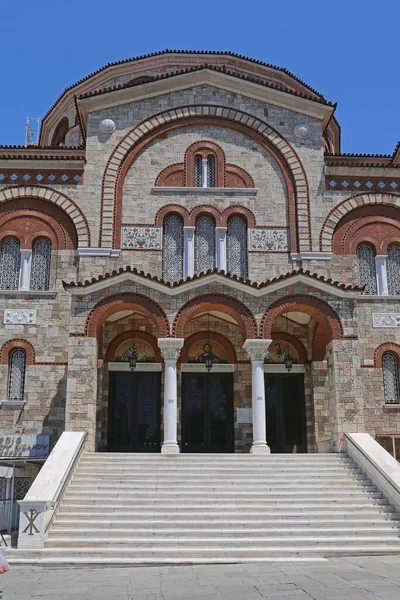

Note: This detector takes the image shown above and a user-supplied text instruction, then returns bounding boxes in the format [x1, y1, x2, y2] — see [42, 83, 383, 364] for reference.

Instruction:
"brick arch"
[85, 293, 170, 344]
[180, 331, 237, 364]
[374, 342, 400, 368]
[155, 204, 190, 227]
[184, 140, 226, 187]
[0, 186, 90, 247]
[173, 294, 257, 339]
[101, 106, 309, 251]
[332, 207, 400, 255]
[221, 205, 256, 228]
[261, 295, 343, 341]
[320, 193, 400, 252]
[0, 339, 35, 365]
[270, 332, 308, 363]
[188, 205, 223, 226]
[105, 330, 162, 362]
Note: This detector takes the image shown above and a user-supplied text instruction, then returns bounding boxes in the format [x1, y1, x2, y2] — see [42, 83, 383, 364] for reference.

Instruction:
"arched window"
[382, 352, 400, 404]
[7, 349, 26, 402]
[387, 244, 400, 295]
[163, 215, 183, 283]
[195, 155, 202, 187]
[357, 243, 377, 295]
[51, 117, 69, 148]
[227, 216, 247, 277]
[30, 238, 52, 291]
[0, 237, 20, 290]
[207, 155, 215, 188]
[195, 216, 215, 274]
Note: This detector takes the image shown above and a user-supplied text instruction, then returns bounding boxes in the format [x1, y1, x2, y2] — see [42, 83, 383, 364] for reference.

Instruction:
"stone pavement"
[2, 556, 400, 600]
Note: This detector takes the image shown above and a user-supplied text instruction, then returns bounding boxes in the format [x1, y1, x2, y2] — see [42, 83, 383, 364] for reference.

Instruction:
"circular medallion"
[99, 118, 116, 134]
[294, 123, 311, 139]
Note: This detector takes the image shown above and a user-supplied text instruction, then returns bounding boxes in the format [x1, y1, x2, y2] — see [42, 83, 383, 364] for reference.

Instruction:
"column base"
[250, 443, 271, 455]
[161, 442, 180, 455]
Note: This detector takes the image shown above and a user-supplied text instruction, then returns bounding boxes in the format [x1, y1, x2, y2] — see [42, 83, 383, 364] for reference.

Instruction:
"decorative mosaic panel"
[121, 226, 162, 250]
[0, 171, 82, 184]
[249, 228, 289, 252]
[326, 176, 400, 192]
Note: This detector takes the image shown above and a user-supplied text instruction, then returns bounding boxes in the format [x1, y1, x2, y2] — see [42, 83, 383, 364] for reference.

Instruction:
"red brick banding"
[173, 294, 257, 339]
[85, 293, 170, 342]
[100, 106, 309, 252]
[0, 339, 35, 365]
[332, 207, 400, 255]
[221, 205, 256, 228]
[261, 295, 343, 341]
[0, 186, 90, 247]
[179, 331, 237, 364]
[188, 205, 223, 226]
[321, 193, 400, 252]
[154, 204, 190, 227]
[374, 342, 400, 368]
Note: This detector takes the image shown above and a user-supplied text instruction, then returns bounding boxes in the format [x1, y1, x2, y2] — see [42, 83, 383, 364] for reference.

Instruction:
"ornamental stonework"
[4, 309, 37, 325]
[121, 226, 162, 249]
[249, 229, 288, 252]
[373, 313, 400, 328]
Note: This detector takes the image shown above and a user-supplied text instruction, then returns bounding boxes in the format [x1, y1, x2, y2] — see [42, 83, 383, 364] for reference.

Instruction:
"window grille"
[195, 155, 202, 187]
[30, 238, 51, 291]
[356, 243, 377, 295]
[207, 155, 215, 187]
[382, 352, 400, 404]
[227, 216, 247, 277]
[0, 237, 20, 290]
[7, 349, 26, 402]
[387, 244, 400, 295]
[163, 215, 183, 282]
[195, 216, 215, 274]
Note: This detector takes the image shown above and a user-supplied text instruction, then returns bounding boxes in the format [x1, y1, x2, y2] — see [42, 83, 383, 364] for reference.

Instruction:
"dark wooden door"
[108, 371, 161, 452]
[182, 373, 234, 453]
[265, 374, 307, 453]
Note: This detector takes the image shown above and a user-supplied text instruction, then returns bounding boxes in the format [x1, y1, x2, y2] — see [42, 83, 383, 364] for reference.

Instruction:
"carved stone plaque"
[373, 313, 400, 328]
[4, 309, 37, 325]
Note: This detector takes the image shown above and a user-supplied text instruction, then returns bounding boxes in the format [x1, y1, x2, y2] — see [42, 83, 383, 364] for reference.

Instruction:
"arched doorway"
[261, 296, 343, 453]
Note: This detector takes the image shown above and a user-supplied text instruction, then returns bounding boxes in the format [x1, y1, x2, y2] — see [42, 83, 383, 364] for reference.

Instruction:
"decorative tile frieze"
[4, 309, 37, 325]
[121, 226, 162, 249]
[249, 228, 289, 252]
[0, 171, 82, 185]
[373, 313, 400, 328]
[326, 176, 400, 192]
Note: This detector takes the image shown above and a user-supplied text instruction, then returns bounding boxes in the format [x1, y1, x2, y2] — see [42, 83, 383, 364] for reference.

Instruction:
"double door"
[182, 373, 234, 453]
[265, 373, 307, 453]
[108, 372, 161, 452]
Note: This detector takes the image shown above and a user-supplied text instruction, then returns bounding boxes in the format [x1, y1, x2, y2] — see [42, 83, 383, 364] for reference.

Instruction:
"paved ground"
[2, 556, 400, 599]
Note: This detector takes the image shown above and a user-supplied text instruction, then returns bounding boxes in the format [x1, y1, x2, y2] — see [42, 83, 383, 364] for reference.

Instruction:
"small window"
[7, 349, 26, 402]
[0, 237, 20, 290]
[207, 155, 215, 188]
[356, 243, 377, 295]
[163, 215, 184, 283]
[30, 238, 51, 291]
[195, 216, 215, 274]
[382, 352, 400, 404]
[387, 244, 400, 295]
[195, 155, 202, 187]
[227, 216, 247, 277]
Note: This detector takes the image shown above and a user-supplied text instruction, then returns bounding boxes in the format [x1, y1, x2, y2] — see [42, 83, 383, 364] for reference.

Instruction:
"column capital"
[215, 226, 228, 233]
[243, 339, 272, 362]
[183, 226, 196, 232]
[158, 338, 184, 361]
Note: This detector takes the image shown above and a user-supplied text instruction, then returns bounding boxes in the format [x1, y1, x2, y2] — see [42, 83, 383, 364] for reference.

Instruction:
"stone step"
[81, 453, 350, 460]
[48, 526, 400, 539]
[72, 474, 370, 483]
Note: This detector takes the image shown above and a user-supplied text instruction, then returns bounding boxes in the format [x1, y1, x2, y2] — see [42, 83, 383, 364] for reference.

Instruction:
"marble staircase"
[8, 453, 400, 566]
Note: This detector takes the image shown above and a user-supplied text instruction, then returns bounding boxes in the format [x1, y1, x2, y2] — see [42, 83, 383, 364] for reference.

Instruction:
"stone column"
[375, 255, 389, 295]
[65, 336, 98, 451]
[215, 227, 227, 272]
[158, 338, 185, 454]
[183, 226, 195, 278]
[201, 158, 208, 188]
[19, 250, 32, 290]
[243, 339, 271, 454]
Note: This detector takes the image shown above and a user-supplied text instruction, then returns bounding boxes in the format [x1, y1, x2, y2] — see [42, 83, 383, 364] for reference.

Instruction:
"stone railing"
[345, 433, 400, 512]
[17, 431, 86, 549]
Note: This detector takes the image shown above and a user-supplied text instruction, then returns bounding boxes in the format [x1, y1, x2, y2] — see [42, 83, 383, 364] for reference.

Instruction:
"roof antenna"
[25, 117, 40, 147]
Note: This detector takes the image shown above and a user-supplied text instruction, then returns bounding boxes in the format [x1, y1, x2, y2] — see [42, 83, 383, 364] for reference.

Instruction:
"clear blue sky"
[0, 0, 398, 154]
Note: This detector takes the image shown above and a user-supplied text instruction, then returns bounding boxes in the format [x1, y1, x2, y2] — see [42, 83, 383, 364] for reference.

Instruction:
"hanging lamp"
[205, 312, 213, 372]
[127, 311, 137, 371]
[283, 313, 293, 372]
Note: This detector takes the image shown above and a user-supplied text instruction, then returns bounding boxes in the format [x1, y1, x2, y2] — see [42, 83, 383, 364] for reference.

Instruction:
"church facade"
[1, 50, 400, 458]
